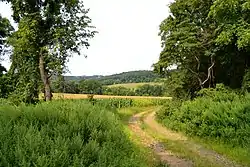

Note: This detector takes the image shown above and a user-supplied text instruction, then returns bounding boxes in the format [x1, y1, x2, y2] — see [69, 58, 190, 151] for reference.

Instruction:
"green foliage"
[242, 69, 250, 93]
[51, 79, 80, 94]
[51, 77, 166, 97]
[135, 84, 165, 97]
[162, 70, 192, 99]
[93, 98, 134, 109]
[103, 84, 166, 97]
[0, 98, 15, 106]
[0, 100, 148, 167]
[79, 80, 103, 95]
[155, 0, 250, 98]
[95, 98, 169, 108]
[63, 70, 161, 85]
[157, 85, 250, 148]
[103, 86, 135, 96]
[0, 75, 11, 98]
[209, 0, 250, 49]
[0, 14, 13, 98]
[155, 0, 215, 98]
[84, 98, 168, 109]
[98, 71, 161, 85]
[7, 16, 41, 103]
[4, 0, 96, 102]
[52, 79, 105, 95]
[0, 14, 13, 54]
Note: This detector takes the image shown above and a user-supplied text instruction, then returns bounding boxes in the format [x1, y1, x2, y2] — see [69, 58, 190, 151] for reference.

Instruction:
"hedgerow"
[156, 85, 250, 147]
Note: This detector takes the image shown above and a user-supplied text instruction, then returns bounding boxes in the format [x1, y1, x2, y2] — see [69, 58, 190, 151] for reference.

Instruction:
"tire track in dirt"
[143, 111, 242, 167]
[128, 110, 193, 167]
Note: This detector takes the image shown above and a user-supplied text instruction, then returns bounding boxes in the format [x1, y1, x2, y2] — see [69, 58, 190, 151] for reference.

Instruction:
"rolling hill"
[64, 70, 162, 85]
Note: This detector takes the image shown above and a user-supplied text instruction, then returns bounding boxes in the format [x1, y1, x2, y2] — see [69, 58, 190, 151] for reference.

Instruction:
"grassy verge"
[192, 137, 250, 166]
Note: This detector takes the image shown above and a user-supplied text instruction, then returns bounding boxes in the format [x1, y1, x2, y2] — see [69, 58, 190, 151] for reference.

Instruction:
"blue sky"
[0, 0, 171, 76]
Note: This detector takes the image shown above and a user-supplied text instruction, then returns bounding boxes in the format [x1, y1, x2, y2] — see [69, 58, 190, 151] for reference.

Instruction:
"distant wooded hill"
[64, 70, 162, 85]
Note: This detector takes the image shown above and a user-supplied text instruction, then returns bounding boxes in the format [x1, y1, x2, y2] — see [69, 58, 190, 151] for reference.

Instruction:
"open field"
[53, 93, 171, 100]
[107, 82, 162, 89]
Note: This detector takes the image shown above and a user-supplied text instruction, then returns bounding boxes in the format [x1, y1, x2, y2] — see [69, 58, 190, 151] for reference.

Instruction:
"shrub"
[0, 100, 148, 167]
[156, 85, 250, 147]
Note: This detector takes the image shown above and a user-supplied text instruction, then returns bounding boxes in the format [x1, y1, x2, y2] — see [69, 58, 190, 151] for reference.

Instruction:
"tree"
[209, 0, 250, 89]
[51, 78, 80, 94]
[103, 86, 135, 96]
[0, 14, 13, 74]
[135, 84, 165, 96]
[51, 75, 66, 93]
[79, 80, 103, 95]
[155, 0, 250, 98]
[5, 0, 96, 102]
[0, 14, 13, 98]
[154, 0, 215, 98]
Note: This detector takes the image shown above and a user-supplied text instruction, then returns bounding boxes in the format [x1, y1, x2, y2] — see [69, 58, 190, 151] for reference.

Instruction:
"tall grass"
[0, 100, 148, 167]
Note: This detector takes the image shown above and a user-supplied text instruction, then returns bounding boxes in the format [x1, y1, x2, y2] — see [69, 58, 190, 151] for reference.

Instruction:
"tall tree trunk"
[39, 54, 52, 101]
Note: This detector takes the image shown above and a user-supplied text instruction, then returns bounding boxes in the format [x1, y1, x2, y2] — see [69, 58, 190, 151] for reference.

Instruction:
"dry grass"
[107, 82, 162, 89]
[53, 93, 171, 100]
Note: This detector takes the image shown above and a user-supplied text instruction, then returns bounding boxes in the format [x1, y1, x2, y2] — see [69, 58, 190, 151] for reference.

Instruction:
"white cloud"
[0, 0, 171, 76]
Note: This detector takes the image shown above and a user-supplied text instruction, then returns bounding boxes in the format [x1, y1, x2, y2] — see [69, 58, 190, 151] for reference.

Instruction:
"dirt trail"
[144, 112, 242, 167]
[128, 109, 242, 167]
[128, 111, 193, 167]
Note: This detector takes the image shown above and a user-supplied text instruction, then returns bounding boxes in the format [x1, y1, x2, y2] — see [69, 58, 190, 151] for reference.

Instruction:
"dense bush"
[0, 100, 148, 167]
[156, 85, 250, 147]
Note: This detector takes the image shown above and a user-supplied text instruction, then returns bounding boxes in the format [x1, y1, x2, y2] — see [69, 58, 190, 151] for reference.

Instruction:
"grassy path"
[121, 107, 243, 167]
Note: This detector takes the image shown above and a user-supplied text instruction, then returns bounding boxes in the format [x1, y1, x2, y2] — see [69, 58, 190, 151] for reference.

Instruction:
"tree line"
[63, 70, 162, 85]
[154, 0, 250, 98]
[51, 79, 165, 97]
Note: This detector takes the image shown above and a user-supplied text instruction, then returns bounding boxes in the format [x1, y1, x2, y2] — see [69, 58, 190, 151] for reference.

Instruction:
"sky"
[0, 0, 171, 76]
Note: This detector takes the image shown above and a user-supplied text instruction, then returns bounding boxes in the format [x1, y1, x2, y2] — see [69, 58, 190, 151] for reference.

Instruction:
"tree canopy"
[155, 0, 250, 98]
[1, 0, 96, 102]
[0, 14, 13, 99]
[0, 14, 13, 74]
